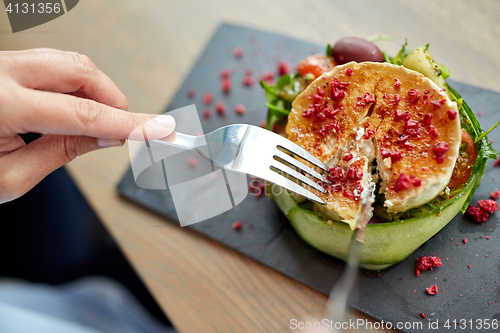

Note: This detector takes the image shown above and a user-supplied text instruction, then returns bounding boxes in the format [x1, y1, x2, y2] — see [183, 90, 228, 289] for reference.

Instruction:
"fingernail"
[154, 115, 175, 127]
[98, 138, 123, 148]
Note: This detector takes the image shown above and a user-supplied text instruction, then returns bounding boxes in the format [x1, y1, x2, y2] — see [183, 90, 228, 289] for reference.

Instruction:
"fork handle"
[152, 132, 204, 150]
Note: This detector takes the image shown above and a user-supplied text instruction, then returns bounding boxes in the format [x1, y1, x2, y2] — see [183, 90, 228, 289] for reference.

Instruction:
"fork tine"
[265, 170, 326, 205]
[270, 161, 327, 194]
[273, 150, 330, 184]
[274, 139, 328, 172]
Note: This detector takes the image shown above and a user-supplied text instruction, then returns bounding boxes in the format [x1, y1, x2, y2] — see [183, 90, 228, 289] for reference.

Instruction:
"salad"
[261, 37, 499, 270]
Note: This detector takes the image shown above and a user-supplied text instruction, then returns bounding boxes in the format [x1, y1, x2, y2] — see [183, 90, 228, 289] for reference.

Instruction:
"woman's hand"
[0, 48, 176, 203]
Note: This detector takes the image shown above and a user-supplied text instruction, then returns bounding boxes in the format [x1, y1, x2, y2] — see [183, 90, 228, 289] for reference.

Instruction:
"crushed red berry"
[222, 78, 232, 93]
[478, 199, 498, 213]
[187, 89, 196, 98]
[278, 61, 289, 75]
[423, 113, 432, 126]
[233, 47, 244, 58]
[428, 126, 439, 138]
[412, 178, 422, 187]
[345, 68, 353, 76]
[232, 221, 242, 230]
[493, 156, 500, 167]
[394, 78, 401, 88]
[242, 75, 253, 86]
[408, 89, 420, 104]
[447, 109, 457, 120]
[426, 285, 438, 295]
[381, 148, 402, 161]
[346, 167, 363, 181]
[420, 313, 426, 319]
[394, 173, 411, 192]
[463, 238, 468, 244]
[490, 190, 500, 200]
[364, 93, 376, 104]
[466, 205, 489, 223]
[415, 255, 442, 277]
[203, 92, 213, 104]
[342, 152, 353, 162]
[187, 157, 197, 167]
[216, 102, 226, 115]
[260, 71, 274, 84]
[220, 69, 230, 79]
[434, 142, 449, 163]
[203, 109, 211, 119]
[235, 104, 245, 115]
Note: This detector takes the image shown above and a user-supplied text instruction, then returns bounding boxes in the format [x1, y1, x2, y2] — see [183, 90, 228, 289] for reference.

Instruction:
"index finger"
[2, 50, 128, 111]
[11, 88, 175, 140]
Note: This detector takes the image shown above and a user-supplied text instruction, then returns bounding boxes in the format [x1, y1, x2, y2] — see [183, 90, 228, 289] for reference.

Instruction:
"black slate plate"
[118, 23, 500, 332]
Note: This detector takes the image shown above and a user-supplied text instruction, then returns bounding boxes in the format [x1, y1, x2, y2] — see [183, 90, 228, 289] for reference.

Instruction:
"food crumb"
[202, 92, 213, 104]
[187, 157, 197, 167]
[203, 109, 211, 119]
[278, 61, 289, 75]
[420, 313, 426, 319]
[490, 190, 500, 199]
[222, 78, 232, 93]
[415, 255, 442, 276]
[235, 104, 245, 115]
[426, 285, 438, 295]
[187, 89, 196, 98]
[327, 220, 333, 225]
[478, 199, 498, 213]
[233, 47, 244, 58]
[232, 221, 242, 230]
[242, 75, 253, 86]
[216, 102, 226, 116]
[466, 205, 489, 223]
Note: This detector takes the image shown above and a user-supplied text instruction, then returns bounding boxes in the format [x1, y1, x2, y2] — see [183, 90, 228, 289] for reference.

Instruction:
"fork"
[153, 124, 329, 204]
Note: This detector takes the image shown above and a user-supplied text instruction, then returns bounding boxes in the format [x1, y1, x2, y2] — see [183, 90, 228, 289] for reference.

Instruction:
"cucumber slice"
[273, 189, 467, 270]
[403, 46, 446, 89]
[272, 188, 299, 215]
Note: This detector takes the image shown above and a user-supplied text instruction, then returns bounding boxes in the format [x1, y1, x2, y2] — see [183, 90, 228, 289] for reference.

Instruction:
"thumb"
[0, 134, 123, 203]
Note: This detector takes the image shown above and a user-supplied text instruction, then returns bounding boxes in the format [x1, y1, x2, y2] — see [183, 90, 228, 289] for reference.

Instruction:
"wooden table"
[1, 1, 499, 332]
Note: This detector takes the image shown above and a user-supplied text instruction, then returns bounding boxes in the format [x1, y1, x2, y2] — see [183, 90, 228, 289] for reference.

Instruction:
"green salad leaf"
[446, 84, 500, 212]
[326, 43, 332, 57]
[387, 38, 410, 65]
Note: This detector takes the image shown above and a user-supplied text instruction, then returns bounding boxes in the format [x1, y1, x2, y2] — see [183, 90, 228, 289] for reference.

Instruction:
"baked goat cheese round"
[286, 62, 461, 228]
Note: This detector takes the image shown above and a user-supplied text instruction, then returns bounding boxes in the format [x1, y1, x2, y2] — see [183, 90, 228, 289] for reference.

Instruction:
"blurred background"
[1, 1, 499, 332]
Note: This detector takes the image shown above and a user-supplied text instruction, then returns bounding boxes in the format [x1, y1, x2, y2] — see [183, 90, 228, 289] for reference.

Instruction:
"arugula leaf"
[390, 38, 410, 65]
[436, 63, 450, 79]
[326, 43, 332, 56]
[382, 51, 393, 63]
